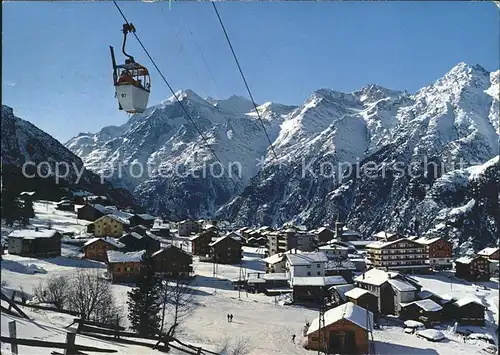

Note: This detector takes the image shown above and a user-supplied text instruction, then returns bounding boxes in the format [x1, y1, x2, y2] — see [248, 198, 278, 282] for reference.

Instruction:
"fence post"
[9, 320, 18, 355]
[64, 331, 76, 355]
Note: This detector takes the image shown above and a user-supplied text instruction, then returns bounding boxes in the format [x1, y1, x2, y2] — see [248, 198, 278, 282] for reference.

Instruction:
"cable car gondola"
[110, 23, 151, 114]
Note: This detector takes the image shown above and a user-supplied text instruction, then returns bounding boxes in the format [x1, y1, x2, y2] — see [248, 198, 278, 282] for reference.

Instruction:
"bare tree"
[155, 276, 196, 349]
[66, 269, 116, 322]
[33, 275, 68, 309]
[218, 337, 252, 355]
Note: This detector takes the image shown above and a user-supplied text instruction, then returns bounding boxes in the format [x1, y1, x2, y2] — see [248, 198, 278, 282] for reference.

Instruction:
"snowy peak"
[208, 95, 257, 114]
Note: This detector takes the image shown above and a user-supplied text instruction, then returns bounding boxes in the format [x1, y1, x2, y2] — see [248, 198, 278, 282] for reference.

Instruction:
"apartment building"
[366, 237, 429, 273]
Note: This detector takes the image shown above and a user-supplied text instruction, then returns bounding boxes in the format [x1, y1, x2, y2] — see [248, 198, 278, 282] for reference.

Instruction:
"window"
[317, 271, 321, 276]
[307, 265, 311, 269]
[307, 272, 311, 276]
[126, 266, 131, 272]
[317, 263, 321, 268]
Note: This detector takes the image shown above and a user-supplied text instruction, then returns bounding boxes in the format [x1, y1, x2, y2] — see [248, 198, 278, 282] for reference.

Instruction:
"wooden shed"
[344, 287, 378, 314]
[8, 229, 62, 258]
[307, 302, 373, 354]
[82, 237, 125, 262]
[453, 298, 486, 325]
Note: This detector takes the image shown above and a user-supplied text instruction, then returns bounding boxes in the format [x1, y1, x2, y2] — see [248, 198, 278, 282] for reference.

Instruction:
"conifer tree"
[127, 254, 162, 337]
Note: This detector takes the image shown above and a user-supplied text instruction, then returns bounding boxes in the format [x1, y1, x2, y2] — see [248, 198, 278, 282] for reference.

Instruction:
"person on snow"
[291, 334, 296, 343]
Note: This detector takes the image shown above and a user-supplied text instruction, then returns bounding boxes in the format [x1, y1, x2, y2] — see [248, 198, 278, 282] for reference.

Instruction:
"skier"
[291, 334, 296, 343]
[227, 314, 230, 323]
[230, 314, 233, 323]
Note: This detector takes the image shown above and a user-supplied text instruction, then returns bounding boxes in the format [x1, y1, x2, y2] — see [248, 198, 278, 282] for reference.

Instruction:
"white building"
[285, 252, 328, 278]
[318, 244, 349, 259]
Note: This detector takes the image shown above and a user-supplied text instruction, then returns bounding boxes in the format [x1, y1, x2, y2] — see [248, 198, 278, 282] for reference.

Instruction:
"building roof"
[454, 256, 475, 264]
[388, 279, 417, 292]
[329, 284, 355, 302]
[107, 250, 145, 263]
[403, 299, 443, 312]
[286, 252, 328, 266]
[89, 204, 111, 214]
[344, 287, 373, 300]
[208, 235, 241, 247]
[262, 253, 286, 265]
[325, 259, 357, 271]
[366, 238, 410, 249]
[97, 214, 129, 225]
[84, 237, 125, 249]
[477, 247, 499, 257]
[124, 232, 144, 240]
[136, 213, 156, 221]
[354, 269, 400, 286]
[292, 276, 346, 287]
[8, 229, 59, 240]
[151, 245, 191, 258]
[262, 273, 288, 281]
[307, 302, 373, 335]
[454, 297, 486, 308]
[415, 236, 443, 245]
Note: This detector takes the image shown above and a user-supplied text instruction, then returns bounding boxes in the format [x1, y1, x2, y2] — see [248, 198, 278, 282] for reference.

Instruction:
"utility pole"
[318, 294, 328, 355]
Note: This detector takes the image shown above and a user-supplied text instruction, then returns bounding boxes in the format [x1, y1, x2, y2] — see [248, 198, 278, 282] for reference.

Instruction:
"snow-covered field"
[1, 202, 499, 354]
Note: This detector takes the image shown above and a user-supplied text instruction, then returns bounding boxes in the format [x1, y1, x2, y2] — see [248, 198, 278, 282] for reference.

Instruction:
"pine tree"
[127, 254, 162, 337]
[1, 189, 23, 227]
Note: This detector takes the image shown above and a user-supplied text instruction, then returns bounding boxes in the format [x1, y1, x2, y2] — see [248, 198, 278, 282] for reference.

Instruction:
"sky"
[2, 1, 499, 142]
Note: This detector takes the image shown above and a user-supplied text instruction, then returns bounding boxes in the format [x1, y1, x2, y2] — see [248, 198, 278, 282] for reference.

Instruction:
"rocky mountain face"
[1, 105, 137, 209]
[65, 62, 499, 249]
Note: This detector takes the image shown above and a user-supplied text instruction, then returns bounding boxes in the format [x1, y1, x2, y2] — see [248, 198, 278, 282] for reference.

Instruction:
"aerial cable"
[112, 0, 242, 190]
[211, 1, 280, 166]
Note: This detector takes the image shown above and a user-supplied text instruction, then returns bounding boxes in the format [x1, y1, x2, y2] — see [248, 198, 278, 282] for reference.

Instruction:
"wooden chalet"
[209, 235, 242, 264]
[118, 232, 160, 255]
[416, 236, 453, 270]
[77, 204, 110, 222]
[93, 214, 128, 238]
[82, 237, 125, 262]
[312, 227, 335, 244]
[452, 298, 486, 325]
[128, 214, 156, 228]
[306, 302, 373, 354]
[291, 276, 347, 303]
[325, 259, 356, 283]
[151, 246, 193, 279]
[344, 288, 378, 314]
[417, 290, 456, 321]
[178, 220, 201, 236]
[129, 225, 148, 236]
[190, 230, 217, 256]
[354, 269, 421, 316]
[8, 229, 61, 257]
[454, 255, 490, 281]
[400, 299, 443, 327]
[477, 247, 500, 261]
[106, 250, 145, 283]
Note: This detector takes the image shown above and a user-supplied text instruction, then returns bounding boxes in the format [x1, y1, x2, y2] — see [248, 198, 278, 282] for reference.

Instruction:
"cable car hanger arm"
[122, 23, 136, 63]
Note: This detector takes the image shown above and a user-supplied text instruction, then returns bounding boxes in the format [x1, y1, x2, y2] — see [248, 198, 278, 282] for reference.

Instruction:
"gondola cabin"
[109, 23, 150, 114]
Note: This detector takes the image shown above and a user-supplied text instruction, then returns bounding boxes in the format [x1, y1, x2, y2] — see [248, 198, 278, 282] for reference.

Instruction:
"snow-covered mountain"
[65, 62, 499, 248]
[1, 105, 137, 208]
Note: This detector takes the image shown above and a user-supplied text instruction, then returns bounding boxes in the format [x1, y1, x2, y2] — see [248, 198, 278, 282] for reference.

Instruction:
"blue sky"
[3, 1, 499, 142]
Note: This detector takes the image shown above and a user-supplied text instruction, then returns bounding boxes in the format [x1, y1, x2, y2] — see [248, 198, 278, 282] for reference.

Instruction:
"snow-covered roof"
[403, 299, 443, 312]
[136, 213, 156, 220]
[454, 297, 485, 308]
[345, 287, 373, 300]
[107, 250, 145, 263]
[307, 302, 373, 335]
[325, 259, 356, 271]
[98, 214, 130, 225]
[8, 229, 59, 240]
[124, 232, 144, 240]
[84, 237, 125, 249]
[454, 256, 475, 264]
[208, 235, 240, 247]
[151, 245, 191, 258]
[477, 247, 499, 257]
[329, 284, 355, 301]
[388, 279, 417, 292]
[404, 320, 425, 329]
[262, 273, 288, 281]
[20, 191, 36, 196]
[418, 290, 434, 299]
[319, 245, 349, 251]
[286, 252, 328, 265]
[354, 269, 400, 286]
[292, 276, 346, 287]
[415, 236, 442, 245]
[89, 204, 110, 214]
[416, 329, 445, 341]
[262, 253, 285, 265]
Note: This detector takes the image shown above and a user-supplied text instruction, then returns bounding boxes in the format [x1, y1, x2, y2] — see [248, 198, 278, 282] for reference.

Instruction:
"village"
[0, 190, 498, 355]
